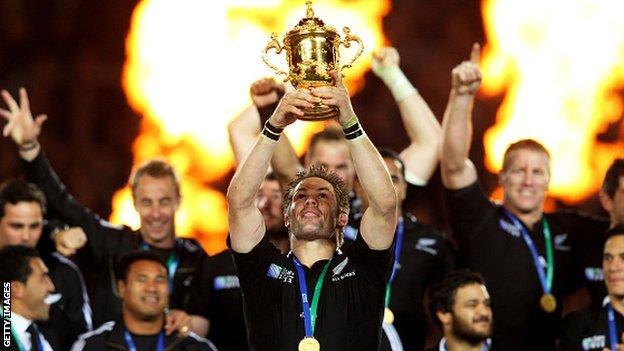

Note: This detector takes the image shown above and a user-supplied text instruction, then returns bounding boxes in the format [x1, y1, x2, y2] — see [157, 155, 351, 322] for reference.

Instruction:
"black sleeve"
[443, 181, 496, 247]
[53, 256, 92, 338]
[558, 311, 589, 351]
[439, 234, 458, 276]
[22, 151, 127, 268]
[344, 233, 395, 289]
[227, 233, 281, 290]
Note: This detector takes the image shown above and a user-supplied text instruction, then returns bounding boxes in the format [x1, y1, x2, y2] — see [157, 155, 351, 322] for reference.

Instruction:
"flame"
[113, 0, 389, 253]
[480, 0, 624, 203]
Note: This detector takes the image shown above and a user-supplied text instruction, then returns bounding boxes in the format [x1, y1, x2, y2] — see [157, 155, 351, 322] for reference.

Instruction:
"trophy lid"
[287, 1, 337, 37]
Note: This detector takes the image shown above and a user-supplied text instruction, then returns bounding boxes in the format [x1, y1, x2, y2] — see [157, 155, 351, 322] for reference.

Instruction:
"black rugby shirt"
[229, 232, 394, 351]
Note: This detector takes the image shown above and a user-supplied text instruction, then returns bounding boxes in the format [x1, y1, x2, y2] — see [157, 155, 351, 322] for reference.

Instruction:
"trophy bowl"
[262, 1, 364, 121]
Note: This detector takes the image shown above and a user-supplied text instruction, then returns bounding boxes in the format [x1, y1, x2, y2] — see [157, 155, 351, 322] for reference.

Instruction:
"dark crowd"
[1, 44, 623, 351]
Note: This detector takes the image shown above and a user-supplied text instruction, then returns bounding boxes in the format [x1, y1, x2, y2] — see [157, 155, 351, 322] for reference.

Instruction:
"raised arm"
[373, 47, 441, 185]
[312, 72, 397, 250]
[227, 88, 315, 253]
[1, 88, 119, 267]
[440, 43, 482, 190]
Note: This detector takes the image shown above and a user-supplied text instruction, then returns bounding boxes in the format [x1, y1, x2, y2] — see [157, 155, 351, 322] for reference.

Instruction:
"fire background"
[0, 0, 622, 255]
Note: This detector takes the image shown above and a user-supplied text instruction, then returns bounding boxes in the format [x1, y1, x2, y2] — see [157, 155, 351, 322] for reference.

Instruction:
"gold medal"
[383, 307, 394, 324]
[298, 337, 321, 351]
[540, 293, 557, 313]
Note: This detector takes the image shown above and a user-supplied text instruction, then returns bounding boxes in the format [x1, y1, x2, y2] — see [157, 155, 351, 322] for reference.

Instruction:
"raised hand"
[250, 78, 285, 108]
[267, 88, 316, 129]
[54, 227, 88, 257]
[309, 70, 356, 125]
[451, 43, 482, 95]
[372, 47, 400, 75]
[164, 309, 192, 336]
[0, 88, 47, 146]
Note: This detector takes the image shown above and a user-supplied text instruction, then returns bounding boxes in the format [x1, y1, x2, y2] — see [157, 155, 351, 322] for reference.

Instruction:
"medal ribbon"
[607, 302, 619, 351]
[140, 241, 180, 293]
[292, 255, 332, 337]
[385, 217, 405, 308]
[124, 330, 165, 351]
[500, 209, 554, 295]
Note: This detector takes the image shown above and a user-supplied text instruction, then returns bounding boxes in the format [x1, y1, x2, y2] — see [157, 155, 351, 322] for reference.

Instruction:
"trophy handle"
[338, 27, 364, 72]
[262, 33, 289, 78]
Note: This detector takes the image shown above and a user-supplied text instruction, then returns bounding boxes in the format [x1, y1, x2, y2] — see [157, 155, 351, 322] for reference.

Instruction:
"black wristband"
[262, 120, 282, 141]
[344, 129, 364, 140]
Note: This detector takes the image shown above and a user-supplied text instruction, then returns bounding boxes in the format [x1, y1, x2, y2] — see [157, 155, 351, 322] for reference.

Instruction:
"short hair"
[0, 179, 46, 219]
[501, 139, 550, 172]
[429, 269, 486, 328]
[308, 125, 346, 158]
[378, 147, 405, 180]
[282, 164, 350, 242]
[115, 251, 168, 283]
[602, 159, 624, 199]
[0, 245, 40, 284]
[129, 159, 181, 197]
[605, 224, 624, 241]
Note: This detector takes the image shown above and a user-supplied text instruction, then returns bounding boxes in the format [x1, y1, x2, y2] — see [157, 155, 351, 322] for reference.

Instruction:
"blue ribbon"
[292, 256, 314, 338]
[124, 330, 165, 351]
[499, 208, 552, 295]
[608, 302, 619, 351]
[389, 217, 405, 283]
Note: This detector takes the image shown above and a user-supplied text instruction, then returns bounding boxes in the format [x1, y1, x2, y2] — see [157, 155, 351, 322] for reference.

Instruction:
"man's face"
[118, 260, 169, 320]
[285, 177, 344, 242]
[0, 202, 44, 248]
[256, 179, 284, 232]
[604, 235, 624, 298]
[601, 177, 624, 226]
[500, 149, 550, 215]
[133, 175, 179, 246]
[309, 141, 355, 191]
[355, 157, 406, 211]
[20, 258, 55, 321]
[446, 284, 492, 344]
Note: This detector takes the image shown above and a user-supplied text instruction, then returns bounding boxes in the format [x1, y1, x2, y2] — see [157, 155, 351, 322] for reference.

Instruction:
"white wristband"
[373, 65, 417, 103]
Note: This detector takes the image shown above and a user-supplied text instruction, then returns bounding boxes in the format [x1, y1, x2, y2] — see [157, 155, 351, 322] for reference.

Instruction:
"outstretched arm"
[373, 47, 441, 185]
[440, 43, 482, 190]
[312, 72, 397, 250]
[227, 89, 315, 253]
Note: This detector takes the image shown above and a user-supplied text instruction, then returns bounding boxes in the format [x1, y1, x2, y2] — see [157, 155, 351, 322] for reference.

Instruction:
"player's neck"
[504, 204, 543, 229]
[445, 334, 487, 351]
[290, 237, 336, 267]
[610, 294, 624, 316]
[123, 309, 163, 335]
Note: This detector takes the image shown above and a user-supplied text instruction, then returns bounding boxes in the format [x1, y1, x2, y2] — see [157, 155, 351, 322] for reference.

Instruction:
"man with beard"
[1, 88, 211, 335]
[0, 179, 93, 350]
[0, 245, 58, 351]
[71, 251, 217, 350]
[559, 224, 624, 350]
[227, 70, 397, 350]
[440, 44, 608, 349]
[427, 270, 492, 351]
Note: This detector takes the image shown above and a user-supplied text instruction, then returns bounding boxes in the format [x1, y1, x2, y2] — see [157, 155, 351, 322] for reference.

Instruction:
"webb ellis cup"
[262, 1, 364, 120]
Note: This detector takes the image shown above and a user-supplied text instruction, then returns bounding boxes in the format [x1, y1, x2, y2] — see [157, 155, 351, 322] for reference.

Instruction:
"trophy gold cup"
[262, 1, 364, 120]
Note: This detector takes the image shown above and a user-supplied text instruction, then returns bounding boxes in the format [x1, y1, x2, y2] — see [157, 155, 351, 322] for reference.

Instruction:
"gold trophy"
[262, 1, 364, 120]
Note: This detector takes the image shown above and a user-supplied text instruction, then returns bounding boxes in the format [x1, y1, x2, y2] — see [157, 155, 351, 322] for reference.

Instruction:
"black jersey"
[445, 181, 607, 350]
[229, 233, 393, 351]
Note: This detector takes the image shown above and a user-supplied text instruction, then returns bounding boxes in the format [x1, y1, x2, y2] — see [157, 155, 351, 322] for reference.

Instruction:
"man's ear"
[599, 189, 614, 213]
[11, 281, 25, 299]
[436, 310, 453, 326]
[117, 280, 126, 297]
[498, 171, 506, 186]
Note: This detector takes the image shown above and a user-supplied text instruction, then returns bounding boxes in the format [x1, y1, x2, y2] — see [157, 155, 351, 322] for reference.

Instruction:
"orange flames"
[113, 0, 389, 253]
[480, 0, 624, 203]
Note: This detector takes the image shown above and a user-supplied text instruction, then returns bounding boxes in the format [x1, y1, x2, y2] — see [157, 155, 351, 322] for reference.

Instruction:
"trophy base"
[299, 102, 338, 121]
